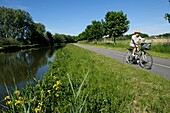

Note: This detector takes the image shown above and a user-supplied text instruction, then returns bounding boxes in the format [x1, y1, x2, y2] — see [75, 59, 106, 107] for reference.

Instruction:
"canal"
[0, 46, 60, 104]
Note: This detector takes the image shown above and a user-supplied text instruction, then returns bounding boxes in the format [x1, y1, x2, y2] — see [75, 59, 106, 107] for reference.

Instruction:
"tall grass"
[151, 42, 170, 54]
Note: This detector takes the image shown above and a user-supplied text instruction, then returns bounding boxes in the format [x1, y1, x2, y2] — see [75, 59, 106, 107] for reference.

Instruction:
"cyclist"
[130, 30, 145, 59]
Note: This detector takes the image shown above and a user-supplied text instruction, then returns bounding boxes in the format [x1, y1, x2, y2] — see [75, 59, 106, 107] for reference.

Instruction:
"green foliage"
[84, 20, 104, 42]
[0, 6, 34, 41]
[77, 11, 130, 43]
[77, 31, 87, 41]
[157, 33, 170, 38]
[46, 31, 54, 44]
[30, 31, 48, 44]
[0, 36, 21, 46]
[165, 13, 170, 23]
[104, 11, 130, 37]
[164, 1, 170, 23]
[6, 37, 21, 45]
[53, 33, 76, 43]
[103, 11, 130, 43]
[152, 43, 170, 54]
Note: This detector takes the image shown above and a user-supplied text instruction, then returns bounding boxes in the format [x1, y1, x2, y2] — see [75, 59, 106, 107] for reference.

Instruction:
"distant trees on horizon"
[0, 6, 76, 46]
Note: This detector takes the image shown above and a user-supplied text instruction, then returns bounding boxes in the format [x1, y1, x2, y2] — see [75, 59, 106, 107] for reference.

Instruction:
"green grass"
[78, 41, 170, 59]
[2, 44, 170, 113]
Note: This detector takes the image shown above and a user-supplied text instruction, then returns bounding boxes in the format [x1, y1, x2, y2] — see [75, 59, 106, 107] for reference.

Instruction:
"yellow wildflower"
[38, 102, 43, 106]
[35, 107, 41, 113]
[4, 96, 10, 100]
[6, 101, 12, 105]
[56, 87, 59, 90]
[55, 93, 59, 97]
[14, 90, 20, 96]
[15, 100, 22, 106]
[53, 81, 60, 90]
[18, 96, 23, 100]
[47, 90, 51, 93]
[56, 81, 60, 85]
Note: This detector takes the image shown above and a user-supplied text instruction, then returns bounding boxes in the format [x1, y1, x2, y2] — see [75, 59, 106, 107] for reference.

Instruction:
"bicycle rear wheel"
[139, 51, 153, 69]
[125, 51, 133, 64]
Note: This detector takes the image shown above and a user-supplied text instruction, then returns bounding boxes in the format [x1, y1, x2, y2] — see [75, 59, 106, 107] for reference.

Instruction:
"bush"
[7, 37, 21, 45]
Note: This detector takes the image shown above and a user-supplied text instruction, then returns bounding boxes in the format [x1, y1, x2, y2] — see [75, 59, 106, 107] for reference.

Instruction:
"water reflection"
[0, 46, 58, 101]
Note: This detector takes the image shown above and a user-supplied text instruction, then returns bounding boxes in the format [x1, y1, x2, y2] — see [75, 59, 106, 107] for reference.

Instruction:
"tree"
[53, 33, 66, 43]
[85, 25, 93, 41]
[90, 20, 104, 42]
[77, 31, 87, 41]
[0, 7, 34, 44]
[29, 23, 47, 44]
[165, 13, 170, 23]
[104, 11, 130, 44]
[46, 31, 54, 45]
[165, 0, 170, 23]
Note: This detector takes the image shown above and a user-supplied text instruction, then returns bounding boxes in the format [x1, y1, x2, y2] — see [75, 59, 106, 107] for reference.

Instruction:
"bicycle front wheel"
[139, 51, 153, 69]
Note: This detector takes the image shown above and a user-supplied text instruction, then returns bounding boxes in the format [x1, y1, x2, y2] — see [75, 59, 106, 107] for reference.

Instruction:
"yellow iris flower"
[15, 100, 22, 106]
[55, 93, 59, 97]
[6, 101, 12, 105]
[35, 107, 41, 113]
[47, 90, 51, 93]
[14, 90, 20, 96]
[4, 96, 10, 100]
[53, 81, 60, 90]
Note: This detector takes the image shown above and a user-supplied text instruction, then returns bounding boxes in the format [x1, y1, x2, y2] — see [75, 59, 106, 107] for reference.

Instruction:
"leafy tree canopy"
[165, 0, 170, 23]
[104, 11, 130, 43]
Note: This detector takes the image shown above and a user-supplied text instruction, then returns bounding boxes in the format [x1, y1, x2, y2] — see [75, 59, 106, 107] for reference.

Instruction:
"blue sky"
[0, 0, 170, 36]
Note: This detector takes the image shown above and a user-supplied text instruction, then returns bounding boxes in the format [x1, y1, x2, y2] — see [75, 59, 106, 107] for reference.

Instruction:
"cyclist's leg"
[132, 47, 135, 56]
[135, 46, 139, 58]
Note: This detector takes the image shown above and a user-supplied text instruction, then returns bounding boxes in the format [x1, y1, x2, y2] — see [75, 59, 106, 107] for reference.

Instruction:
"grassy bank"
[2, 44, 170, 112]
[78, 41, 170, 59]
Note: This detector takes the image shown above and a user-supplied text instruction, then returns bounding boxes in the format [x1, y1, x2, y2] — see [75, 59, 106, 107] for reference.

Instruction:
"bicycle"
[125, 43, 153, 69]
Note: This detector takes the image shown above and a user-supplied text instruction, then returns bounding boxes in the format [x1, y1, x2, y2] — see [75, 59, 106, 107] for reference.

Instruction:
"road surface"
[74, 44, 170, 80]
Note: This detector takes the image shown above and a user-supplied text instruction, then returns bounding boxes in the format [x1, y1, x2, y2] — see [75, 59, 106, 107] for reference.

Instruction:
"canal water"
[0, 46, 60, 105]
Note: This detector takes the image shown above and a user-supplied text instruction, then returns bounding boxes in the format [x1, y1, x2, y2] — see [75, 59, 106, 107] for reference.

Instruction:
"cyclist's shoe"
[133, 59, 139, 64]
[132, 56, 136, 61]
[133, 61, 138, 64]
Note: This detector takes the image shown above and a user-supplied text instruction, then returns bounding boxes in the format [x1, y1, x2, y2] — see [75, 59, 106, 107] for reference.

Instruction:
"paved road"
[74, 44, 170, 80]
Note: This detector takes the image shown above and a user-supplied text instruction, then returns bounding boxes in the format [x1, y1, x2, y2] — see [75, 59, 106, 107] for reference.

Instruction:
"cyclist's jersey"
[130, 35, 143, 47]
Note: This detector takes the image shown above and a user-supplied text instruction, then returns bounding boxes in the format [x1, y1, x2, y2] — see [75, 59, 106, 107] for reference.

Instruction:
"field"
[2, 44, 170, 112]
[79, 39, 170, 59]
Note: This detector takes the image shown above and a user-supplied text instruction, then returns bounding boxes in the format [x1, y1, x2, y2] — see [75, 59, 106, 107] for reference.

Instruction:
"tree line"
[0, 6, 76, 46]
[77, 11, 130, 44]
